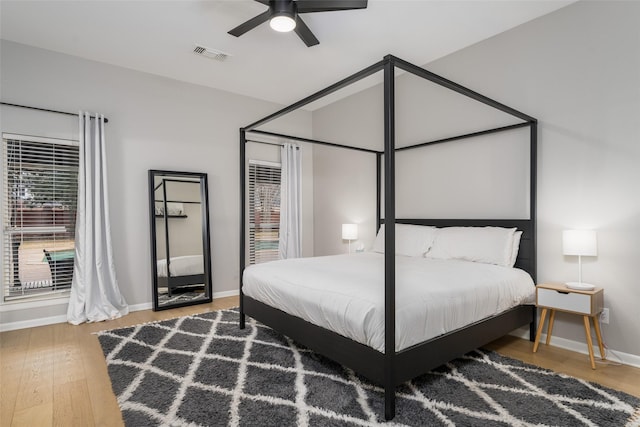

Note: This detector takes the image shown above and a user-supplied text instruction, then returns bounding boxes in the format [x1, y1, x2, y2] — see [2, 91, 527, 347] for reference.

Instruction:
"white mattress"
[243, 252, 535, 352]
[157, 255, 203, 277]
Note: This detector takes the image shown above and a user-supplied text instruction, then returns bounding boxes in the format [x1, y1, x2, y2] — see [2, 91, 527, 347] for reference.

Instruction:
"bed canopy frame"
[239, 54, 537, 420]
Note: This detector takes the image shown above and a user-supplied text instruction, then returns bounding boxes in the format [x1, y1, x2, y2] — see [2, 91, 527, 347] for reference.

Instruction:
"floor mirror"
[149, 170, 212, 310]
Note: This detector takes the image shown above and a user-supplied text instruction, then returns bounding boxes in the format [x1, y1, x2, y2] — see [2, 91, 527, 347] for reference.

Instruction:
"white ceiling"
[1, 0, 574, 108]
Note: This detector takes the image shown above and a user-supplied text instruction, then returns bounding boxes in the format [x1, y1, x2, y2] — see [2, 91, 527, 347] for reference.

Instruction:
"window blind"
[2, 135, 79, 301]
[248, 160, 281, 264]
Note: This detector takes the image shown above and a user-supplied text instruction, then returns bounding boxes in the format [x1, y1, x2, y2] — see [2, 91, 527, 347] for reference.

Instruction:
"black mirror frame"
[149, 169, 213, 311]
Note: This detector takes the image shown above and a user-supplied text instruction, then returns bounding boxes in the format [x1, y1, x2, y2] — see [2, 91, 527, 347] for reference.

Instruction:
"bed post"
[239, 128, 247, 329]
[376, 153, 382, 228]
[529, 120, 538, 341]
[383, 55, 396, 421]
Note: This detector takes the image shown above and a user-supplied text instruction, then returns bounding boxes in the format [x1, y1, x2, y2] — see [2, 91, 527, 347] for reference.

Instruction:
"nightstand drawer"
[537, 287, 593, 314]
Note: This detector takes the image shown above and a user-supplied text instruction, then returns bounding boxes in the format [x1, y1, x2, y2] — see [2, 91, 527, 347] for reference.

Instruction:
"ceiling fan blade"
[254, 0, 270, 5]
[294, 16, 319, 47]
[228, 10, 272, 37]
[296, 0, 368, 13]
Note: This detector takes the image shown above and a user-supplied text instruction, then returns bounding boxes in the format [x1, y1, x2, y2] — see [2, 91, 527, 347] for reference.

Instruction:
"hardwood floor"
[485, 336, 640, 398]
[2, 295, 638, 426]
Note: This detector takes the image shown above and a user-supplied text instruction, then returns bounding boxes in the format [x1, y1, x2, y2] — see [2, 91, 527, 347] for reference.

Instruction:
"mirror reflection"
[149, 170, 212, 310]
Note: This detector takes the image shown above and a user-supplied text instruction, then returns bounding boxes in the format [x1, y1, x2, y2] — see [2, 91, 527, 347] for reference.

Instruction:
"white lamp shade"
[342, 224, 358, 240]
[562, 229, 597, 256]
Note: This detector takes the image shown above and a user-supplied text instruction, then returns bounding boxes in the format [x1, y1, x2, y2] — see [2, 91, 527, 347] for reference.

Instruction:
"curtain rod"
[0, 102, 110, 123]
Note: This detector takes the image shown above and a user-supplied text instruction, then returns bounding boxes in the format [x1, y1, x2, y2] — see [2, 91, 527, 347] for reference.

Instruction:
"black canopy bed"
[238, 55, 537, 421]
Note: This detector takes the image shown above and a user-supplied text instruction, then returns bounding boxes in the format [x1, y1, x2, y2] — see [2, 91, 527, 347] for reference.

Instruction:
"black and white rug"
[97, 308, 640, 426]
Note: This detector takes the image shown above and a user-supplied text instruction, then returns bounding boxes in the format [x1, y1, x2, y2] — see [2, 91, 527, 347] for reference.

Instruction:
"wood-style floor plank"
[1, 295, 638, 427]
[77, 325, 123, 427]
[13, 326, 55, 414]
[1, 329, 31, 427]
[11, 401, 53, 427]
[53, 379, 95, 427]
[486, 335, 640, 397]
[52, 322, 85, 385]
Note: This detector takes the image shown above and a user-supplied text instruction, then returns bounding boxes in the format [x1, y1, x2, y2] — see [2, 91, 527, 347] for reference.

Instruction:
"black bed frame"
[238, 55, 537, 420]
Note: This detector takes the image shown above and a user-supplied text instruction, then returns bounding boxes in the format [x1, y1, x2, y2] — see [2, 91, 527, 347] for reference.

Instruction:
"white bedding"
[242, 252, 535, 352]
[157, 255, 203, 277]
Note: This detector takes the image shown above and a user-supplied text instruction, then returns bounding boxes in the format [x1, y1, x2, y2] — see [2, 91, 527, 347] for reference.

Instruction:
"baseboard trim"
[128, 302, 153, 312]
[212, 289, 240, 299]
[509, 328, 640, 369]
[0, 289, 240, 332]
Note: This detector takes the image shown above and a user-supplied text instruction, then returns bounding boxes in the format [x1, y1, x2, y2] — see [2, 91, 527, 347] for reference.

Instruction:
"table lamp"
[342, 224, 358, 254]
[562, 229, 597, 290]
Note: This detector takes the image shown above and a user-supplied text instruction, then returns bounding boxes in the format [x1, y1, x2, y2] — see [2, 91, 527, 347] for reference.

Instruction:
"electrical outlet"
[600, 308, 610, 324]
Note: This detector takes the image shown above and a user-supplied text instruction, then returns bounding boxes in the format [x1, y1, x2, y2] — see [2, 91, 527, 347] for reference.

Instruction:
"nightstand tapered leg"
[533, 308, 547, 353]
[583, 316, 596, 369]
[592, 316, 606, 360]
[546, 309, 556, 345]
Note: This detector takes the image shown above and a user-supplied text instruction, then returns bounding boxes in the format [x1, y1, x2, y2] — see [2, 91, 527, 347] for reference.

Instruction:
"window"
[2, 134, 79, 301]
[248, 160, 280, 264]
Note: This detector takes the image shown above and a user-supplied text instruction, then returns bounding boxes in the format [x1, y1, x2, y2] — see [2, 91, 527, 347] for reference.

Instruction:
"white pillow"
[426, 226, 517, 267]
[509, 231, 523, 267]
[372, 224, 437, 257]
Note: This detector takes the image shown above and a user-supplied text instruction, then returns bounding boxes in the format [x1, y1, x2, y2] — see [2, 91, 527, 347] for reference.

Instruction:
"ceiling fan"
[228, 0, 368, 47]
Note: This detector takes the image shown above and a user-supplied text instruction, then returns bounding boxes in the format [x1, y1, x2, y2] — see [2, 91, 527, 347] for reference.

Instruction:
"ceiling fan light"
[270, 15, 296, 32]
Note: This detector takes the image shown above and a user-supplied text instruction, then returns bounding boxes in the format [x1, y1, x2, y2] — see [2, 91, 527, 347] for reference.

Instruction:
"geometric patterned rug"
[96, 308, 640, 426]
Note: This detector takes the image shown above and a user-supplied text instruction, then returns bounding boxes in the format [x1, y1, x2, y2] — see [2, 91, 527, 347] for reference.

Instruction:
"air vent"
[193, 44, 230, 62]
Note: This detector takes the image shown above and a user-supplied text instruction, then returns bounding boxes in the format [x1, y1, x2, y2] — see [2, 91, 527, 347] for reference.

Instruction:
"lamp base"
[565, 281, 595, 291]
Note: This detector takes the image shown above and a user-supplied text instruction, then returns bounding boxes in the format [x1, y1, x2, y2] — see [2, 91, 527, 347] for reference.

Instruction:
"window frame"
[248, 159, 281, 265]
[1, 133, 80, 302]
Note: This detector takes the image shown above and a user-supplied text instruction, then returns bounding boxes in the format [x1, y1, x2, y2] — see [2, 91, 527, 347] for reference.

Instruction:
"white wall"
[312, 1, 640, 358]
[312, 144, 377, 256]
[0, 40, 313, 327]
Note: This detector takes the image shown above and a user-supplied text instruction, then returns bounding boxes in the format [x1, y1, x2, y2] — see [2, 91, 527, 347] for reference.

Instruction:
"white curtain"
[67, 112, 128, 325]
[278, 143, 302, 259]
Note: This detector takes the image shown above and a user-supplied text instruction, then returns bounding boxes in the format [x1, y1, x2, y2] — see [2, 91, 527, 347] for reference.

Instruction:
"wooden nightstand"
[533, 283, 605, 369]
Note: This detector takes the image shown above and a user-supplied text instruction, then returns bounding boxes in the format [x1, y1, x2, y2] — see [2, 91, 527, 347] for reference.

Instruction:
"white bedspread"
[157, 255, 203, 277]
[242, 252, 535, 352]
